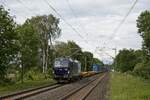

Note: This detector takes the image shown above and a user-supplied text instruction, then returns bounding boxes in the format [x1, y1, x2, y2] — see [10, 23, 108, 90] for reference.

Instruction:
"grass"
[0, 79, 56, 96]
[110, 72, 150, 100]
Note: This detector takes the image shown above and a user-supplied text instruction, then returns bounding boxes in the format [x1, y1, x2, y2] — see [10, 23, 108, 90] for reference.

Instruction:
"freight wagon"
[92, 64, 101, 73]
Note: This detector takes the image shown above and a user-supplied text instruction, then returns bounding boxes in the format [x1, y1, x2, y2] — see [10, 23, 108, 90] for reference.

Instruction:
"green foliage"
[115, 49, 137, 72]
[30, 14, 61, 41]
[134, 62, 150, 79]
[24, 68, 50, 81]
[28, 14, 61, 73]
[83, 51, 93, 71]
[93, 58, 104, 65]
[114, 10, 150, 79]
[114, 48, 149, 79]
[55, 41, 82, 58]
[16, 20, 41, 71]
[0, 5, 103, 85]
[137, 10, 150, 58]
[133, 10, 150, 79]
[54, 41, 102, 71]
[0, 6, 18, 82]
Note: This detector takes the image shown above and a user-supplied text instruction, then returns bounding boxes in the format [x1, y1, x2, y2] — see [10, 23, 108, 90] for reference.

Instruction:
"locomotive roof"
[55, 57, 80, 63]
[55, 57, 73, 61]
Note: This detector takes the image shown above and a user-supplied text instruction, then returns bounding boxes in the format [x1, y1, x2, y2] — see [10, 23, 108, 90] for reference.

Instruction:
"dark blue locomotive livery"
[53, 57, 81, 82]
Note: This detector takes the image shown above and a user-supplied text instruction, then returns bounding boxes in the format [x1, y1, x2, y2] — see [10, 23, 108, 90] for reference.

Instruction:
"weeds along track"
[60, 72, 108, 100]
[0, 83, 63, 100]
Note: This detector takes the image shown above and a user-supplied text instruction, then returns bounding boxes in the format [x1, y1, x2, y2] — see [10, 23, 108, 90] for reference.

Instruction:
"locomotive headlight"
[52, 71, 54, 74]
[64, 68, 68, 71]
[67, 71, 70, 74]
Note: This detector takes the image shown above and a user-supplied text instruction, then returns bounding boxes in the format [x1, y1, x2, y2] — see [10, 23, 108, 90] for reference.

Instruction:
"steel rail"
[0, 83, 63, 100]
[60, 73, 107, 100]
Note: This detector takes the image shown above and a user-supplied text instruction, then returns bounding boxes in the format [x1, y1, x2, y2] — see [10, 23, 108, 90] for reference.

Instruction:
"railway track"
[0, 72, 108, 100]
[60, 72, 107, 100]
[0, 83, 63, 100]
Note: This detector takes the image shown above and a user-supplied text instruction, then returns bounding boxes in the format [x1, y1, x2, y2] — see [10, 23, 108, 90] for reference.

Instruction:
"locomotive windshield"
[54, 61, 61, 67]
[54, 60, 69, 68]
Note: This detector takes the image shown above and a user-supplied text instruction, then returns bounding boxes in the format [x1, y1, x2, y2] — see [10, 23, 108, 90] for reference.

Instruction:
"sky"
[1, 0, 150, 64]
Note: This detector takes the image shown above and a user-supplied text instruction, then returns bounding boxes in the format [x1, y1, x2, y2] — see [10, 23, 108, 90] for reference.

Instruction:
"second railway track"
[0, 83, 63, 100]
[0, 72, 108, 100]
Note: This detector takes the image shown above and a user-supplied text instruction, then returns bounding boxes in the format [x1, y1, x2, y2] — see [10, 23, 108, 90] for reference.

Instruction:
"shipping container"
[92, 64, 101, 73]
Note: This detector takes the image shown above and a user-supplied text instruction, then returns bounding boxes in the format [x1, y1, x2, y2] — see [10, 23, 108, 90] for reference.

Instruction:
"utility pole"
[20, 63, 24, 84]
[19, 55, 24, 83]
[97, 47, 117, 71]
[112, 48, 117, 71]
[84, 56, 87, 71]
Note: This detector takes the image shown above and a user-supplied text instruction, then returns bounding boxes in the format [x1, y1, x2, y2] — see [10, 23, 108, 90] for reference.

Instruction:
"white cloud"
[1, 0, 150, 63]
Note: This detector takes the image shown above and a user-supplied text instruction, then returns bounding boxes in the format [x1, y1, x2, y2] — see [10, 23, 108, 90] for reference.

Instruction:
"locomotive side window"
[61, 61, 68, 67]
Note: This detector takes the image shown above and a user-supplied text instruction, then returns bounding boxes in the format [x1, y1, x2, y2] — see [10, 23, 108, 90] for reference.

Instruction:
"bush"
[134, 62, 150, 79]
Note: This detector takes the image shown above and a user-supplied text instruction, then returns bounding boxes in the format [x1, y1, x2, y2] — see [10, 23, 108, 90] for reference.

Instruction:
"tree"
[134, 62, 150, 79]
[54, 41, 82, 58]
[83, 51, 93, 71]
[16, 20, 40, 72]
[29, 15, 61, 73]
[93, 58, 104, 65]
[115, 49, 136, 72]
[54, 41, 96, 71]
[137, 10, 150, 60]
[67, 41, 82, 60]
[134, 50, 144, 63]
[54, 41, 70, 57]
[0, 6, 18, 82]
[134, 10, 150, 79]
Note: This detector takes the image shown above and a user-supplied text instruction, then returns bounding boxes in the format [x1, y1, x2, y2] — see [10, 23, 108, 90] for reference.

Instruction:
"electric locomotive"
[53, 57, 81, 82]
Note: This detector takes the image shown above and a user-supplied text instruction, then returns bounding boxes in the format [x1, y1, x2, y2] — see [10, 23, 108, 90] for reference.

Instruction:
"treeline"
[0, 6, 103, 83]
[114, 10, 150, 79]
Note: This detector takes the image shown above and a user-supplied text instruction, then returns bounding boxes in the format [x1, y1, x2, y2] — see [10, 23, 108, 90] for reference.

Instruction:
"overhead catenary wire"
[65, 0, 99, 50]
[3, 0, 86, 43]
[46, 0, 95, 55]
[43, 0, 90, 44]
[16, 0, 39, 15]
[65, 0, 89, 36]
[66, 0, 115, 57]
[109, 0, 138, 39]
[97, 0, 138, 57]
[10, 0, 95, 51]
[44, 0, 138, 60]
[11, 0, 92, 57]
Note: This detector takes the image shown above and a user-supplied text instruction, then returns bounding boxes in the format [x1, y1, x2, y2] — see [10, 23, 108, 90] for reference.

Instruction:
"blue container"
[92, 64, 101, 73]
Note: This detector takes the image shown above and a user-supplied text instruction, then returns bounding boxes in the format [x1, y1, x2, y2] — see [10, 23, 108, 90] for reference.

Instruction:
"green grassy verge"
[0, 79, 56, 96]
[110, 72, 150, 100]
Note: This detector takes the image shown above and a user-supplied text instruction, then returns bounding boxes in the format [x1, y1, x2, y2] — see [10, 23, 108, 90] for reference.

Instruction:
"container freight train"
[92, 64, 108, 73]
[53, 57, 81, 82]
[53, 57, 107, 82]
[80, 64, 106, 78]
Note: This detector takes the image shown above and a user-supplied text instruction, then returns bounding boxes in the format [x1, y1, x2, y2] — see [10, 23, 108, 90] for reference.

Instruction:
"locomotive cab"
[53, 57, 81, 82]
[53, 58, 71, 80]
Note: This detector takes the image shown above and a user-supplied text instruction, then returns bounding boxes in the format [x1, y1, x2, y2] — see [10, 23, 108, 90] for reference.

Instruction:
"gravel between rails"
[60, 72, 108, 100]
[85, 72, 109, 100]
[24, 74, 103, 100]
